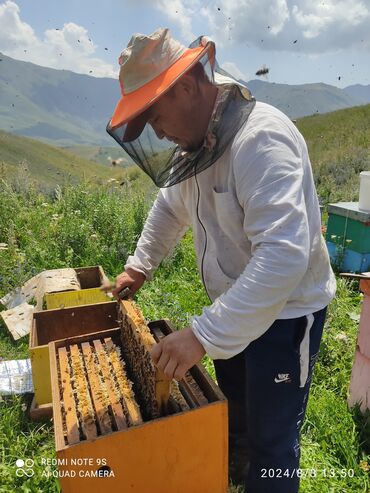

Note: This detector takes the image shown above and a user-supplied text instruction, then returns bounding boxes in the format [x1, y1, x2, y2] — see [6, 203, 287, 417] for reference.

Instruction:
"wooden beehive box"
[30, 301, 119, 407]
[49, 306, 228, 493]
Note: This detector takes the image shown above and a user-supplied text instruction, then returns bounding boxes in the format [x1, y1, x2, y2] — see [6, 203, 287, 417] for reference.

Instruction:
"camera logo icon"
[15, 458, 35, 477]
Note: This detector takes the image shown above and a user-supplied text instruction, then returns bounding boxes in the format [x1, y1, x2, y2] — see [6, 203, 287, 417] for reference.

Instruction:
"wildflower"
[90, 234, 98, 240]
[334, 332, 348, 342]
[74, 210, 81, 215]
[41, 202, 48, 207]
[359, 460, 369, 473]
[21, 403, 27, 412]
[51, 214, 59, 221]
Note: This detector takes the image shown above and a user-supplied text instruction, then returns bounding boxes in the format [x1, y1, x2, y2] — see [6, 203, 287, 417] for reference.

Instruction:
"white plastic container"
[359, 171, 370, 212]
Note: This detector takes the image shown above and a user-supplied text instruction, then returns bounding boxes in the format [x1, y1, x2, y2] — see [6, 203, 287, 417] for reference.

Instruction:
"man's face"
[146, 76, 204, 152]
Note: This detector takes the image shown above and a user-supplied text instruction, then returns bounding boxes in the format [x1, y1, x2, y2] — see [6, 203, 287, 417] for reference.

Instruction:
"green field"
[0, 104, 370, 492]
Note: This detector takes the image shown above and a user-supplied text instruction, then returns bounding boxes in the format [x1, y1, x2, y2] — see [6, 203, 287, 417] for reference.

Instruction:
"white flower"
[334, 333, 348, 342]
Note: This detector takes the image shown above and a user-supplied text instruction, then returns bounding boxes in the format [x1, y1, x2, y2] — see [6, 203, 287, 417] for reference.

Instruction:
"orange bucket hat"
[108, 28, 215, 141]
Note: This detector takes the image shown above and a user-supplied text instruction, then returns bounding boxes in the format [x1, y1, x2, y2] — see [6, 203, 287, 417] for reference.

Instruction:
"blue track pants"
[213, 307, 327, 493]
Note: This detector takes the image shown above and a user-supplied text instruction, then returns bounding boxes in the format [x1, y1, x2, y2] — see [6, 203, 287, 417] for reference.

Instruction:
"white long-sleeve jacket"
[125, 101, 337, 360]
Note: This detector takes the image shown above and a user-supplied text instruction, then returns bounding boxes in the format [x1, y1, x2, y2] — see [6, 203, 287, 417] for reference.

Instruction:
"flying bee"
[255, 65, 269, 77]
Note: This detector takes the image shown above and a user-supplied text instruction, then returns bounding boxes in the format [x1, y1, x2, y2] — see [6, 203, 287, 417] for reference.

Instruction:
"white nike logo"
[274, 373, 291, 383]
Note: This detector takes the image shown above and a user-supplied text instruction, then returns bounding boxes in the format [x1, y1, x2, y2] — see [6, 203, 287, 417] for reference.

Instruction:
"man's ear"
[172, 73, 198, 98]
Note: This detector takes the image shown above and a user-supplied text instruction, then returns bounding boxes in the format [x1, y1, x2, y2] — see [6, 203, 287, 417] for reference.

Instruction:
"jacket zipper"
[195, 172, 212, 302]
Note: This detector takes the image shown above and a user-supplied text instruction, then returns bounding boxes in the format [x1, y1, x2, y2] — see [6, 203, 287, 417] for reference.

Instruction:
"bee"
[255, 65, 269, 77]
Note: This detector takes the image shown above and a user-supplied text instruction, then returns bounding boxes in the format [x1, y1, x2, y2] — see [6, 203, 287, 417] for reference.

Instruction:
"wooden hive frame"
[49, 309, 228, 493]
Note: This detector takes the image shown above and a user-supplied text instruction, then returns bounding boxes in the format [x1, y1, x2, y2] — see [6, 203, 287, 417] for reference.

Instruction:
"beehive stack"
[119, 300, 171, 419]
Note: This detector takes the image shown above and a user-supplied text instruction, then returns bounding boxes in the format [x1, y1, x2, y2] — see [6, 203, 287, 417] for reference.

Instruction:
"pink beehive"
[348, 278, 370, 412]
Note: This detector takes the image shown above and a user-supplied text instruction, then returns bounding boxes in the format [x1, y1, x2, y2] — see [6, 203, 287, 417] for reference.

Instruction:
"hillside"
[296, 104, 370, 203]
[0, 130, 125, 188]
[0, 53, 119, 146]
[62, 145, 132, 167]
[245, 79, 363, 118]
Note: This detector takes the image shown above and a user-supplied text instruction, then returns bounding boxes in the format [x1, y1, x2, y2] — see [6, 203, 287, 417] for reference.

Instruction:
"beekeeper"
[107, 28, 336, 492]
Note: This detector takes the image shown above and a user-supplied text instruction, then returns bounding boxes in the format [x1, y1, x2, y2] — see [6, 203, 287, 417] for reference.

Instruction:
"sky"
[0, 0, 369, 89]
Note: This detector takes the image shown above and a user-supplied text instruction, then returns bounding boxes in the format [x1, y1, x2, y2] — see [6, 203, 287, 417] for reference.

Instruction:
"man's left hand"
[149, 327, 206, 381]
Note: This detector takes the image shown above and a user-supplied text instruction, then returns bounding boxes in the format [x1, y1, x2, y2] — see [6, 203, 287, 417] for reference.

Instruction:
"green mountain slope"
[0, 130, 124, 188]
[296, 104, 370, 203]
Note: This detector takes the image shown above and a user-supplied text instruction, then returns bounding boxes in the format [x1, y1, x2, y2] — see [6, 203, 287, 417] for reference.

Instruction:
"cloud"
[200, 0, 370, 53]
[0, 1, 117, 77]
[201, 0, 290, 46]
[291, 0, 370, 50]
[125, 0, 199, 42]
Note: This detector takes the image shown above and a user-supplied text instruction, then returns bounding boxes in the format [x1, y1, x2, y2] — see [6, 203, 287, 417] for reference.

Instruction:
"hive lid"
[327, 202, 370, 222]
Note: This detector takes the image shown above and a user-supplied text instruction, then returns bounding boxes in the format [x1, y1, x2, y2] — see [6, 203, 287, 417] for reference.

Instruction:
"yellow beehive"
[44, 287, 111, 310]
[29, 301, 118, 406]
[49, 314, 228, 493]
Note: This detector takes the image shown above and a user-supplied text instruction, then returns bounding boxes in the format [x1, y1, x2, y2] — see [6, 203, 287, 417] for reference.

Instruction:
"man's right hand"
[112, 267, 146, 301]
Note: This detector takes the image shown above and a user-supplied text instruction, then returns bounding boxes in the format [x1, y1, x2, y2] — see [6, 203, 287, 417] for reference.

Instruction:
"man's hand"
[112, 267, 146, 300]
[149, 327, 206, 381]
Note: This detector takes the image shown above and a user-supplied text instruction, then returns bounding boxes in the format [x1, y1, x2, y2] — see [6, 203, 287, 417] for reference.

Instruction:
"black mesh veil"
[107, 37, 255, 188]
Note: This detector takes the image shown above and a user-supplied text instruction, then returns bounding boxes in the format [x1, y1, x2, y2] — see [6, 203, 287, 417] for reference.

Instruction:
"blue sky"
[1, 0, 369, 88]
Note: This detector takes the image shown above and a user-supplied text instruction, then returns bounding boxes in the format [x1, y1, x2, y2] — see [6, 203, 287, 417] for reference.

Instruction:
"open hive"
[49, 301, 228, 493]
[54, 301, 219, 445]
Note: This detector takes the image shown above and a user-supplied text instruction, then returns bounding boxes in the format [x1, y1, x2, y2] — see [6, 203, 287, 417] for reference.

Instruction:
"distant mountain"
[0, 53, 368, 146]
[343, 84, 370, 104]
[242, 79, 364, 118]
[0, 53, 120, 146]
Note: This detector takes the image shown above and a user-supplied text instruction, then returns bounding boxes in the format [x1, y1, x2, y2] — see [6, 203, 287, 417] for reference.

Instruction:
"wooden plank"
[178, 381, 197, 409]
[93, 339, 128, 431]
[58, 347, 80, 445]
[48, 342, 67, 451]
[29, 396, 53, 421]
[358, 294, 370, 358]
[34, 301, 118, 345]
[183, 371, 208, 407]
[104, 337, 143, 426]
[348, 349, 370, 412]
[81, 342, 112, 435]
[52, 327, 120, 352]
[360, 279, 370, 296]
[69, 344, 97, 441]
